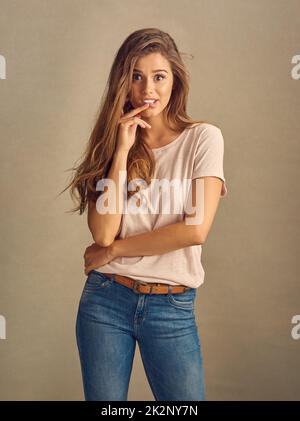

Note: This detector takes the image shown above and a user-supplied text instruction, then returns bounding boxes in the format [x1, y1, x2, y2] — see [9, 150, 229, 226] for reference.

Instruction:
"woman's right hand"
[116, 103, 152, 152]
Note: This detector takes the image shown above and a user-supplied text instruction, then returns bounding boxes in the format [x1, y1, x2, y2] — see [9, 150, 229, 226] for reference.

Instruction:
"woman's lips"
[143, 99, 159, 108]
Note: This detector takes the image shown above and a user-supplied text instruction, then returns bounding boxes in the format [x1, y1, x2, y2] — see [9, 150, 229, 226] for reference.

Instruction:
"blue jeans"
[75, 270, 206, 401]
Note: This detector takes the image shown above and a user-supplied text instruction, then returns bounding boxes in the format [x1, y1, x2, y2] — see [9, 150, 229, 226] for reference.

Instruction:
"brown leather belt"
[102, 273, 191, 295]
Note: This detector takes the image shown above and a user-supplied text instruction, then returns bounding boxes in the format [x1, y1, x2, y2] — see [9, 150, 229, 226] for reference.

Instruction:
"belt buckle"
[132, 279, 148, 294]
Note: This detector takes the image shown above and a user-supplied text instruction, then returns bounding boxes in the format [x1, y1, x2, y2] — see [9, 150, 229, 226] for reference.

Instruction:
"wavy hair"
[60, 28, 209, 214]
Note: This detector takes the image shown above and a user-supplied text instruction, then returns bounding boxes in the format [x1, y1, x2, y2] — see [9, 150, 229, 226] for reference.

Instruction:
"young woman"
[63, 28, 227, 401]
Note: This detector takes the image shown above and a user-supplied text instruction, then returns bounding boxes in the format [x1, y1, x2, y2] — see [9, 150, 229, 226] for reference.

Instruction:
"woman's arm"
[84, 177, 224, 274]
[84, 219, 200, 275]
[109, 176, 223, 258]
[111, 219, 200, 258]
[88, 148, 128, 247]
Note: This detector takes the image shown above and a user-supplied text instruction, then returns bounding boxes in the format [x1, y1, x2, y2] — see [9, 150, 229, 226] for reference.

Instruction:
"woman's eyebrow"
[133, 69, 168, 73]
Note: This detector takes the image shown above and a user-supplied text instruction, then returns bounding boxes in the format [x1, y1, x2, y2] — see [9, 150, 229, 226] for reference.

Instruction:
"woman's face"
[127, 52, 174, 118]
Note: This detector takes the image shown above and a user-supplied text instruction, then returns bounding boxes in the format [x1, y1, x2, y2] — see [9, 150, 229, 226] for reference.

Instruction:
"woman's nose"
[142, 78, 155, 92]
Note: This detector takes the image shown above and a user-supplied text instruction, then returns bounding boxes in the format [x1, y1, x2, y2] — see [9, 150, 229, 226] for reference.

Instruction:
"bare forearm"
[109, 220, 202, 258]
[88, 148, 128, 246]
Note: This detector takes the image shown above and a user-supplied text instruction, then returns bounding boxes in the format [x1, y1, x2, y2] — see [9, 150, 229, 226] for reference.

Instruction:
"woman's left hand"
[84, 242, 114, 275]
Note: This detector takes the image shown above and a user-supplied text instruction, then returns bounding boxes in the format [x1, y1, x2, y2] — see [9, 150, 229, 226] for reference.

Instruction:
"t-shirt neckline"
[150, 128, 188, 152]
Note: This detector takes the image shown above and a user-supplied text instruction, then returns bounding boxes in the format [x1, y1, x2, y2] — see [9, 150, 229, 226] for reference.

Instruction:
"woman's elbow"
[89, 222, 115, 248]
[195, 227, 208, 245]
[93, 235, 115, 248]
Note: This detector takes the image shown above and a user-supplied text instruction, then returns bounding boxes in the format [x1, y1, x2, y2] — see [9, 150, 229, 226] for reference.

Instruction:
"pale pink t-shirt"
[95, 123, 228, 288]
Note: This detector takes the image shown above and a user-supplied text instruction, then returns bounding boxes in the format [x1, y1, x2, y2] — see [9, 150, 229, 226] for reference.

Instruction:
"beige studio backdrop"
[0, 0, 300, 400]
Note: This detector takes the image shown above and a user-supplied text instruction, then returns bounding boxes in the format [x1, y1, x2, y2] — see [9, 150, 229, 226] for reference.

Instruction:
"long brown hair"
[60, 28, 209, 215]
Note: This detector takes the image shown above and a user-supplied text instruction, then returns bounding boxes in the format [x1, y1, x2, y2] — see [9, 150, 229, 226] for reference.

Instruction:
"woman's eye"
[133, 74, 165, 81]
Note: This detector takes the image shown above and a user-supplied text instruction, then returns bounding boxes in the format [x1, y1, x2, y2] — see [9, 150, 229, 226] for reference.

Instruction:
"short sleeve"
[192, 124, 228, 198]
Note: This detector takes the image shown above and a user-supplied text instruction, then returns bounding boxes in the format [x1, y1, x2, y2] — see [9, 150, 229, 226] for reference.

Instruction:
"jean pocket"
[167, 288, 196, 310]
[84, 270, 114, 291]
